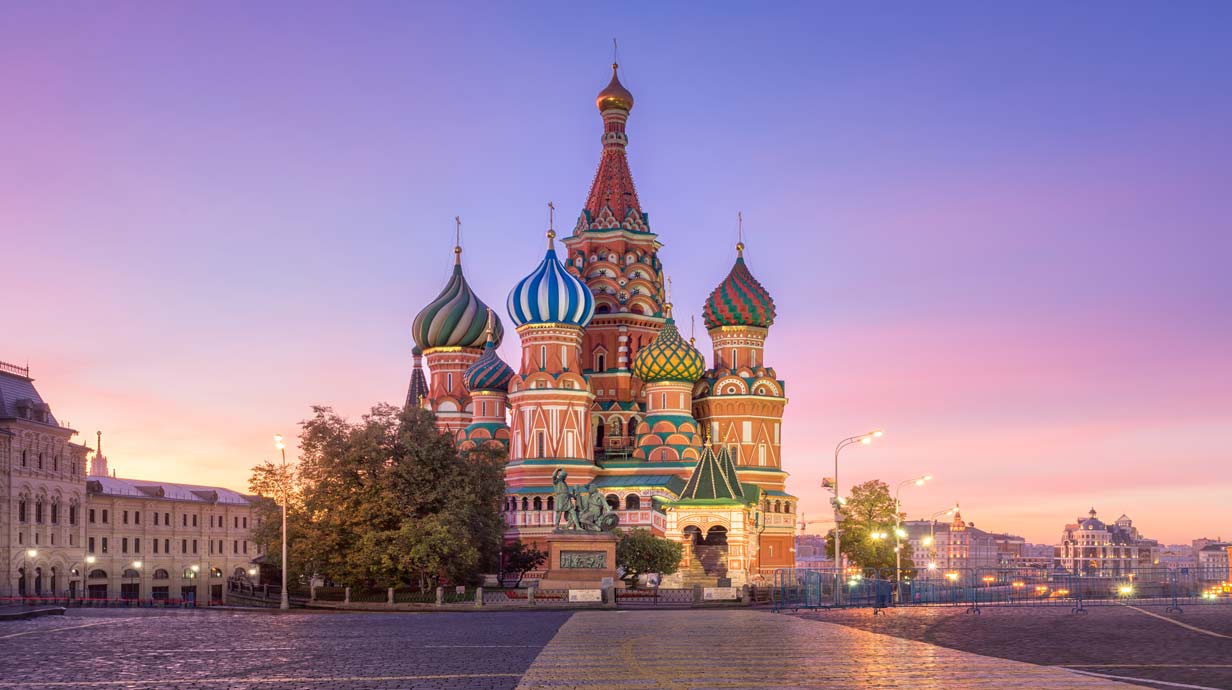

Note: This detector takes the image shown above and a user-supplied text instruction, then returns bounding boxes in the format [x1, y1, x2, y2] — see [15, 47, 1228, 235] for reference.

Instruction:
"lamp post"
[893, 475, 931, 602]
[22, 549, 37, 598]
[274, 434, 289, 611]
[927, 505, 959, 575]
[829, 430, 883, 602]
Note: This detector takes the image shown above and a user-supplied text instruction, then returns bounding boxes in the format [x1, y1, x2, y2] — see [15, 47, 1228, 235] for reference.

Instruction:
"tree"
[254, 403, 507, 590]
[500, 540, 548, 588]
[825, 479, 915, 573]
[616, 529, 683, 589]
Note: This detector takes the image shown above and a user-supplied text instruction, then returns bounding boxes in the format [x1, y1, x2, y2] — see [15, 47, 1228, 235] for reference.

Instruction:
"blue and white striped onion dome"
[412, 253, 505, 350]
[463, 341, 515, 392]
[507, 233, 596, 328]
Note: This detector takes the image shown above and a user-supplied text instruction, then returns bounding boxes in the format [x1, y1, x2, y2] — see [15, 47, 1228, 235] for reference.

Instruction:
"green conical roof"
[679, 445, 745, 501]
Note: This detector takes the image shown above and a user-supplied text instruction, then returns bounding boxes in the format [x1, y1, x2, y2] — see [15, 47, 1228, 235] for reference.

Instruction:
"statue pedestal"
[539, 531, 620, 590]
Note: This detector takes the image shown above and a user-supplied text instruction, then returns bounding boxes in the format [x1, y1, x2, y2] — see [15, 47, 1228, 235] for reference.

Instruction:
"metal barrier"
[774, 567, 1232, 614]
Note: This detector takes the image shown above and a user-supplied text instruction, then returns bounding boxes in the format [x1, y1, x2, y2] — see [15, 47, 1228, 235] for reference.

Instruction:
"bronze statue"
[551, 468, 618, 532]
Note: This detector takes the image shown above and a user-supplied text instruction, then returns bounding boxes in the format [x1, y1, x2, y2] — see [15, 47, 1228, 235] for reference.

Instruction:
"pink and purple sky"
[4, 3, 1229, 544]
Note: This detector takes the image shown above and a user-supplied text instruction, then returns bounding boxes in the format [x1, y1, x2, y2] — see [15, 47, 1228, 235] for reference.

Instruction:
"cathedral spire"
[581, 59, 646, 232]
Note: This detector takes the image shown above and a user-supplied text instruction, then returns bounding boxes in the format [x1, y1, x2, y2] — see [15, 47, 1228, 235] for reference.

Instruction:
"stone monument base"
[538, 531, 620, 590]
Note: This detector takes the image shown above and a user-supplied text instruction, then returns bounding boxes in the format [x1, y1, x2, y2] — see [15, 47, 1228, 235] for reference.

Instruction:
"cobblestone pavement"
[0, 608, 572, 690]
[514, 609, 1138, 689]
[795, 605, 1232, 689]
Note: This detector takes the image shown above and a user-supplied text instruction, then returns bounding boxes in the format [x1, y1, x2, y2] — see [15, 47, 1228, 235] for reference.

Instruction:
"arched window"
[88, 569, 108, 579]
[18, 498, 27, 522]
[547, 496, 555, 511]
[605, 494, 620, 510]
[210, 568, 223, 578]
[521, 497, 529, 511]
[763, 500, 770, 513]
[122, 568, 140, 579]
[153, 569, 170, 580]
[774, 500, 782, 513]
[183, 568, 197, 579]
[625, 495, 641, 510]
[628, 418, 638, 437]
[596, 353, 607, 372]
[532, 497, 543, 511]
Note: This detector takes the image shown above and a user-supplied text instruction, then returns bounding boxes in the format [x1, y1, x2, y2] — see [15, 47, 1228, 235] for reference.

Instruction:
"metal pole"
[895, 495, 902, 603]
[280, 444, 289, 611]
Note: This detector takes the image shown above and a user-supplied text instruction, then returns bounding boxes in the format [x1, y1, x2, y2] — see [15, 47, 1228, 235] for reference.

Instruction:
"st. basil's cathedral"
[406, 63, 796, 586]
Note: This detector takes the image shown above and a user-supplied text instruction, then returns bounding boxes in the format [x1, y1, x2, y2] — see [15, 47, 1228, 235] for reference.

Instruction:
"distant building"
[793, 533, 831, 569]
[1158, 544, 1198, 571]
[1196, 543, 1231, 581]
[1, 360, 258, 604]
[1056, 508, 1160, 576]
[904, 509, 998, 577]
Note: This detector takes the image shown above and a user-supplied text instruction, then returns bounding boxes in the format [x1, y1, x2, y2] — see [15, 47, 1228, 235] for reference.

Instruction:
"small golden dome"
[596, 63, 634, 112]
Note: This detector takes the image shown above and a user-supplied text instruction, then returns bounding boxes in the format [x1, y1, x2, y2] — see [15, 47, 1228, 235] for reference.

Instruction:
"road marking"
[0, 674, 524, 688]
[1062, 667, 1227, 690]
[0, 619, 126, 640]
[1122, 605, 1232, 639]
[424, 644, 542, 648]
[1063, 665, 1232, 669]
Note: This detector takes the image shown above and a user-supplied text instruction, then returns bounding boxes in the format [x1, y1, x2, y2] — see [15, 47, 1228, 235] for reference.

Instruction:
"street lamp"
[928, 505, 959, 575]
[829, 430, 883, 581]
[274, 434, 289, 611]
[894, 475, 931, 602]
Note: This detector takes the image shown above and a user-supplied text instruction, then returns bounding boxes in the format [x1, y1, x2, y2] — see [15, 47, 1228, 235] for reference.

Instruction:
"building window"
[134, 511, 140, 525]
[135, 538, 141, 553]
[596, 353, 606, 372]
[101, 537, 108, 553]
[625, 495, 641, 510]
[243, 541, 248, 554]
[123, 510, 129, 525]
[153, 540, 159, 554]
[233, 540, 238, 554]
[192, 539, 198, 554]
[192, 514, 198, 527]
[88, 537, 95, 553]
[69, 505, 77, 525]
[89, 508, 95, 524]
[102, 509, 109, 523]
[35, 500, 44, 523]
[181, 539, 187, 553]
[234, 516, 239, 529]
[163, 539, 169, 553]
[18, 499, 27, 522]
[758, 444, 767, 467]
[153, 512, 159, 526]
[539, 346, 547, 369]
[164, 512, 170, 525]
[536, 431, 546, 458]
[122, 538, 128, 553]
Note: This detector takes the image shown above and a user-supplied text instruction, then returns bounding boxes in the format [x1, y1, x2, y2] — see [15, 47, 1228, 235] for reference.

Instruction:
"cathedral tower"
[631, 303, 705, 463]
[561, 63, 666, 459]
[505, 229, 597, 467]
[411, 238, 505, 434]
[458, 310, 514, 451]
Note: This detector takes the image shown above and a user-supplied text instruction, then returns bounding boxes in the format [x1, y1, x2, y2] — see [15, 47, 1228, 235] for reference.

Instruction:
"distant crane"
[797, 511, 835, 534]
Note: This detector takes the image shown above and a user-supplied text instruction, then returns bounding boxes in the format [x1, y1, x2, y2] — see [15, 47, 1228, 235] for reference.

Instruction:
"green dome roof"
[632, 317, 705, 384]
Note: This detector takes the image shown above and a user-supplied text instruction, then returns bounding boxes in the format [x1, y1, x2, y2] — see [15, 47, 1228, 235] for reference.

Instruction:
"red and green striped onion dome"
[463, 340, 514, 393]
[702, 248, 776, 330]
[632, 316, 706, 384]
[412, 251, 505, 350]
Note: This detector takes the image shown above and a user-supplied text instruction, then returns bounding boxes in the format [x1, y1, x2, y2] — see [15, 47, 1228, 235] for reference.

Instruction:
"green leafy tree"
[499, 540, 548, 587]
[825, 479, 915, 572]
[259, 403, 506, 590]
[616, 529, 683, 589]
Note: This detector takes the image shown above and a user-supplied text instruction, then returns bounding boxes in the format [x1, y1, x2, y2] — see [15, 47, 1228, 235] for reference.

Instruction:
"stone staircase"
[678, 545, 729, 587]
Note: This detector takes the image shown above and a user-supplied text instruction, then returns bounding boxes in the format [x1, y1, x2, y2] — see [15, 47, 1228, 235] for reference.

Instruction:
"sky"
[3, 2, 1230, 545]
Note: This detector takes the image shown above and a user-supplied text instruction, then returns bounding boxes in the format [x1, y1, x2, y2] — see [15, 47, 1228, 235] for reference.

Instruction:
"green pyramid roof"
[678, 445, 745, 502]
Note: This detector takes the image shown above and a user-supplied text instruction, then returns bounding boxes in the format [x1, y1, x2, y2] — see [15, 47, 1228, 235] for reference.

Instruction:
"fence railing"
[773, 566, 1232, 613]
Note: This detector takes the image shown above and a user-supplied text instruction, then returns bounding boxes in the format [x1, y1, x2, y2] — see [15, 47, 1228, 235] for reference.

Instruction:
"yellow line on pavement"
[1122, 604, 1232, 639]
[0, 674, 523, 688]
[1062, 668, 1226, 690]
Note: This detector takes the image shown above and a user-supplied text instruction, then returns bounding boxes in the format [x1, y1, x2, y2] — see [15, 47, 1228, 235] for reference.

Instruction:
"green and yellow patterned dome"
[633, 312, 705, 384]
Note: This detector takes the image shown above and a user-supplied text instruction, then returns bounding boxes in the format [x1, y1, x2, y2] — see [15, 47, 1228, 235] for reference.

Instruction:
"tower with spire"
[560, 61, 666, 460]
[457, 309, 514, 451]
[410, 220, 505, 434]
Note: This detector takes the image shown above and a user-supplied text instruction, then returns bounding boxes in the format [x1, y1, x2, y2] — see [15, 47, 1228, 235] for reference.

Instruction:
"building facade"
[1056, 508, 1160, 576]
[407, 64, 796, 585]
[1, 361, 258, 604]
[903, 510, 1000, 577]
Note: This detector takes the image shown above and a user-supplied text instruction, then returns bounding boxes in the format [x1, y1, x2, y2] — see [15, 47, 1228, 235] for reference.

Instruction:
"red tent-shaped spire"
[579, 62, 648, 232]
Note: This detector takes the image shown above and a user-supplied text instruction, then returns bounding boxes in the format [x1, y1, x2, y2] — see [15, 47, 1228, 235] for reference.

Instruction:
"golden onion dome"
[596, 63, 634, 112]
